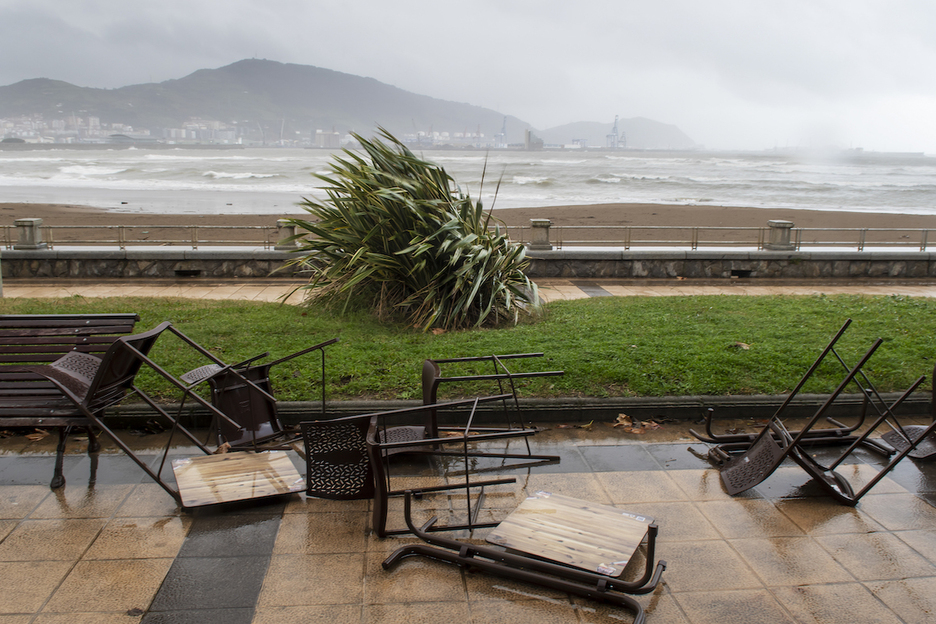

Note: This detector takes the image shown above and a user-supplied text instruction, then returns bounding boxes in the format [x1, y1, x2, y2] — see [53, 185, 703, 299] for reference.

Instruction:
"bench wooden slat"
[0, 325, 139, 337]
[0, 313, 140, 427]
[0, 314, 139, 326]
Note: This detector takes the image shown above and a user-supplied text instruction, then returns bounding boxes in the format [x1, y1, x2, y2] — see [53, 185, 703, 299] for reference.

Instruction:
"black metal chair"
[299, 396, 522, 536]
[691, 319, 893, 456]
[880, 363, 936, 460]
[709, 331, 931, 504]
[28, 322, 304, 507]
[181, 338, 338, 451]
[421, 353, 563, 469]
[383, 491, 665, 624]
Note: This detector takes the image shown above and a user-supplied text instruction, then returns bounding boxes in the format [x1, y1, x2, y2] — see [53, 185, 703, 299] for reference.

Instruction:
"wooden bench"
[0, 313, 141, 487]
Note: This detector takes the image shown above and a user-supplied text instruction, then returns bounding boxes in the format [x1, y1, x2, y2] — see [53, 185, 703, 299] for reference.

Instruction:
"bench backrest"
[0, 313, 140, 385]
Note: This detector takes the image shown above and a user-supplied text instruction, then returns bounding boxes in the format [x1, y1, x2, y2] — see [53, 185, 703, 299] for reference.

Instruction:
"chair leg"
[85, 427, 101, 453]
[50, 426, 68, 489]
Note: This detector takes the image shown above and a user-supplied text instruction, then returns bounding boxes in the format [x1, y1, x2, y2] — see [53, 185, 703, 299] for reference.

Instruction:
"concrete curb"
[102, 392, 931, 427]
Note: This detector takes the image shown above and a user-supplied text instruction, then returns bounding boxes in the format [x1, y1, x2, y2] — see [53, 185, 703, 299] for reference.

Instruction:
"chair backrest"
[207, 364, 282, 447]
[84, 321, 171, 412]
[300, 416, 376, 500]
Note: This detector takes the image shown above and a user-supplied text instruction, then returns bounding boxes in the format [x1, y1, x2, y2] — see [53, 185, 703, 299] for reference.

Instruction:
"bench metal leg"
[50, 427, 68, 489]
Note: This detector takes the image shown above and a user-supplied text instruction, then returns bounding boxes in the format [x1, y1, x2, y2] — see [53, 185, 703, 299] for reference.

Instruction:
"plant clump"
[284, 129, 540, 331]
[282, 130, 538, 330]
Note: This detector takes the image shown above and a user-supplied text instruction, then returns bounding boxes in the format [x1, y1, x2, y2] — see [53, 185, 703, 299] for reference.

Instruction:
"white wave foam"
[59, 165, 128, 176]
[202, 171, 282, 180]
[512, 175, 550, 185]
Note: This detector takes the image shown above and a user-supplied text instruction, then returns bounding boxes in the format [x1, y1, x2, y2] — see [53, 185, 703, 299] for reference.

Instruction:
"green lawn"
[3, 294, 933, 401]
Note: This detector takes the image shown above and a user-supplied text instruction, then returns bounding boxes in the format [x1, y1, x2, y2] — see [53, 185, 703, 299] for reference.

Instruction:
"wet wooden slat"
[486, 491, 653, 576]
[172, 451, 304, 508]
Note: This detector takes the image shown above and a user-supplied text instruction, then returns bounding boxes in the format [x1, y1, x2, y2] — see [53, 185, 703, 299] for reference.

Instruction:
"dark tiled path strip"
[142, 501, 285, 623]
[570, 280, 614, 297]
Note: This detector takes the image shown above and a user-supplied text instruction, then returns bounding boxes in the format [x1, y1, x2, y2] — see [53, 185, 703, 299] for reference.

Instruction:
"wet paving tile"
[867, 576, 936, 624]
[364, 602, 470, 624]
[84, 517, 191, 560]
[814, 532, 936, 581]
[258, 553, 364, 607]
[252, 605, 363, 624]
[140, 607, 254, 624]
[675, 588, 796, 624]
[696, 499, 806, 539]
[856, 492, 936, 530]
[731, 536, 853, 586]
[0, 518, 106, 561]
[0, 485, 49, 519]
[773, 582, 905, 624]
[578, 444, 659, 472]
[148, 555, 270, 611]
[774, 497, 885, 535]
[272, 511, 367, 555]
[654, 540, 762, 593]
[44, 558, 174, 613]
[0, 560, 73, 614]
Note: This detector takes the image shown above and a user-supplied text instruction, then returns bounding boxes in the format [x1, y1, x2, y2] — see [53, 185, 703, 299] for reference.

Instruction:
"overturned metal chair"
[27, 322, 304, 508]
[300, 396, 523, 536]
[383, 490, 665, 624]
[879, 363, 936, 460]
[691, 319, 892, 455]
[180, 338, 338, 451]
[709, 329, 931, 504]
[421, 353, 563, 470]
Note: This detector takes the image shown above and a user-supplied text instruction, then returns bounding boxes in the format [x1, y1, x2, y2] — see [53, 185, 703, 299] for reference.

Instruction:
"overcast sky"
[2, 0, 935, 153]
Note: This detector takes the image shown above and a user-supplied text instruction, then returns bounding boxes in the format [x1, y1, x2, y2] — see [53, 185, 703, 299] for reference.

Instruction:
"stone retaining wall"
[2, 248, 936, 279]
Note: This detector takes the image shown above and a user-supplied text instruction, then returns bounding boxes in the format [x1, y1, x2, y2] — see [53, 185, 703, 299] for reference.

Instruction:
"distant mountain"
[539, 119, 696, 150]
[0, 59, 694, 148]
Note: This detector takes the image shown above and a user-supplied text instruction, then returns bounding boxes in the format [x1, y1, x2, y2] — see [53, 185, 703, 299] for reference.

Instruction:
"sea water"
[0, 147, 934, 216]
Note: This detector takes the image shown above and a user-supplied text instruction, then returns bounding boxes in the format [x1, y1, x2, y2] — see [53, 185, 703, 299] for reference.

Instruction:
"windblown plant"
[284, 129, 539, 330]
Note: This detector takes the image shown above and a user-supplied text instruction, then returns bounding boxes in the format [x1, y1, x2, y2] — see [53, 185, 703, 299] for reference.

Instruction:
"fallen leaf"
[556, 424, 576, 429]
[732, 342, 750, 350]
[25, 428, 51, 442]
[580, 420, 594, 431]
[0, 430, 15, 438]
[613, 414, 634, 428]
[431, 328, 446, 335]
[622, 426, 647, 435]
[213, 442, 231, 454]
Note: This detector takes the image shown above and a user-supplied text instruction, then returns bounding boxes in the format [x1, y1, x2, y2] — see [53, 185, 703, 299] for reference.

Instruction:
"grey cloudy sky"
[2, 0, 935, 152]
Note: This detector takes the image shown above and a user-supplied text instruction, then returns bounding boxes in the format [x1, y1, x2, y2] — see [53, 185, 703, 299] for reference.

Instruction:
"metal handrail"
[502, 225, 932, 252]
[0, 223, 932, 252]
[37, 224, 280, 250]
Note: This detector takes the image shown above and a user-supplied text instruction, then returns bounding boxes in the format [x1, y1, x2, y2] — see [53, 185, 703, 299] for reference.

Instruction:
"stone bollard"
[765, 220, 795, 251]
[14, 218, 47, 250]
[274, 219, 300, 251]
[529, 218, 553, 251]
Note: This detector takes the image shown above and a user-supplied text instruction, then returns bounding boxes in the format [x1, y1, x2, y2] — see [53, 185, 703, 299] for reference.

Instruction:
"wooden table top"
[486, 491, 654, 576]
[172, 450, 304, 508]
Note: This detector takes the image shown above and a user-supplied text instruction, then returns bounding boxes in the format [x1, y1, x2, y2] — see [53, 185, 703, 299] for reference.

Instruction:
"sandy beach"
[2, 202, 933, 243]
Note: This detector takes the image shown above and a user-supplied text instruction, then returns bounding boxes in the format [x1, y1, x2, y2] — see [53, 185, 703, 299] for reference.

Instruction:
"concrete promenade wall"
[3, 247, 936, 280]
